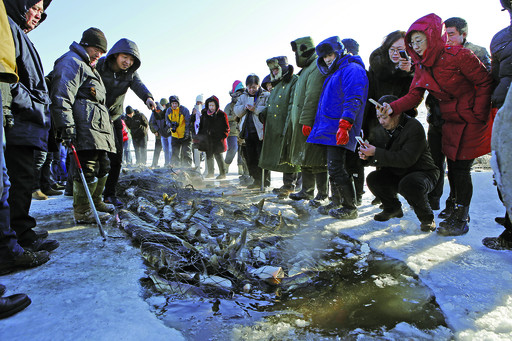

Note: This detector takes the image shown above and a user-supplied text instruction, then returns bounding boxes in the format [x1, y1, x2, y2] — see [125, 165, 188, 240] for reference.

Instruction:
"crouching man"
[359, 95, 439, 232]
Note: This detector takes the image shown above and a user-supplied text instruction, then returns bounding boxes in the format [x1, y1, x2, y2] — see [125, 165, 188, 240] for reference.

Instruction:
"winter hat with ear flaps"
[291, 36, 315, 56]
[266, 56, 289, 81]
[316, 36, 345, 58]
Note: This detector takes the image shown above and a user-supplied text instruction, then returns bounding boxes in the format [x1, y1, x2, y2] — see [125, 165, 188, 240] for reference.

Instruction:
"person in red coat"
[197, 96, 230, 179]
[380, 13, 493, 236]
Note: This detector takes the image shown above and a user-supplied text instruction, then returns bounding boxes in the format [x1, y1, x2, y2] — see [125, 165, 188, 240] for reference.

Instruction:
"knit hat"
[232, 80, 245, 93]
[169, 95, 180, 105]
[342, 38, 359, 55]
[160, 98, 168, 106]
[126, 106, 134, 115]
[196, 94, 204, 103]
[80, 27, 108, 53]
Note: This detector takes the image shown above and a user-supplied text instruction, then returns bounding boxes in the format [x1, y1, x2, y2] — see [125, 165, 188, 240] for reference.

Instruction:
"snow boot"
[315, 172, 329, 200]
[328, 179, 358, 220]
[73, 180, 110, 224]
[438, 196, 455, 219]
[374, 207, 404, 222]
[318, 178, 341, 214]
[482, 230, 512, 250]
[289, 171, 314, 201]
[93, 176, 114, 213]
[437, 204, 469, 236]
[418, 213, 436, 232]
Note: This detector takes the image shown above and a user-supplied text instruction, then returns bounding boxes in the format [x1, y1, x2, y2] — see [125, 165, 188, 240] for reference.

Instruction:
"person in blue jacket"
[307, 36, 369, 220]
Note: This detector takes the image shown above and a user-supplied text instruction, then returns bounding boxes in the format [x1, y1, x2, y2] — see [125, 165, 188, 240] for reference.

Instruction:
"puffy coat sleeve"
[299, 67, 324, 127]
[233, 94, 247, 118]
[340, 64, 367, 124]
[181, 106, 191, 138]
[50, 57, 83, 130]
[130, 71, 153, 102]
[389, 72, 426, 115]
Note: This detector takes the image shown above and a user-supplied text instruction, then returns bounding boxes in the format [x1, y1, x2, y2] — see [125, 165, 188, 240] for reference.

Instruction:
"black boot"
[374, 207, 404, 221]
[0, 293, 31, 319]
[438, 196, 455, 219]
[418, 213, 436, 232]
[329, 179, 358, 220]
[289, 171, 314, 200]
[482, 229, 512, 250]
[437, 204, 469, 236]
[318, 177, 341, 214]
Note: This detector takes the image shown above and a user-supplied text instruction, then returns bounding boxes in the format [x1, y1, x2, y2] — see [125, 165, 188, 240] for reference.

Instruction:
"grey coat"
[49, 42, 115, 153]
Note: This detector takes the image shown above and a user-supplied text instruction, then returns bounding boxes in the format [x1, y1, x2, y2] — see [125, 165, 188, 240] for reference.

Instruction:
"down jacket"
[491, 25, 512, 109]
[50, 42, 115, 153]
[5, 0, 52, 150]
[307, 37, 369, 152]
[234, 87, 269, 141]
[96, 39, 153, 121]
[390, 13, 493, 161]
[197, 96, 229, 154]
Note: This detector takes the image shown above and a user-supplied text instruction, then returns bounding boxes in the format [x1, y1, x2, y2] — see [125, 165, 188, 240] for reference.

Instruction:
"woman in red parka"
[380, 13, 493, 236]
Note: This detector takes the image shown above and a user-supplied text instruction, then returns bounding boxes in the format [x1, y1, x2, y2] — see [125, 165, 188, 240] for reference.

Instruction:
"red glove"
[336, 119, 352, 145]
[302, 125, 312, 137]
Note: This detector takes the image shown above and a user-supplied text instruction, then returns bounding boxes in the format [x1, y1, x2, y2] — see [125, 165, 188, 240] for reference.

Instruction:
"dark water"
[150, 230, 448, 340]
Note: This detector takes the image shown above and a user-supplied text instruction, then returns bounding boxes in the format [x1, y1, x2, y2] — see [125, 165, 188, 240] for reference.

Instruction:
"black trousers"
[427, 123, 447, 204]
[367, 168, 436, 221]
[104, 118, 123, 198]
[244, 132, 269, 186]
[5, 145, 37, 245]
[447, 158, 474, 206]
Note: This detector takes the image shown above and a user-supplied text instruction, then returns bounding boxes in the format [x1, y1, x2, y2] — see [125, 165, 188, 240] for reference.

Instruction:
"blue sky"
[29, 0, 508, 116]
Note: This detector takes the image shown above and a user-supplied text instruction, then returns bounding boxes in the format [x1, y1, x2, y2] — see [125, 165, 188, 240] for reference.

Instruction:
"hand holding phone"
[399, 50, 409, 59]
[368, 98, 382, 109]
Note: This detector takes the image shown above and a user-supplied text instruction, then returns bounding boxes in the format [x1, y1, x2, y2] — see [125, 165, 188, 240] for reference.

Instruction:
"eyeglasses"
[408, 39, 426, 48]
[388, 48, 403, 54]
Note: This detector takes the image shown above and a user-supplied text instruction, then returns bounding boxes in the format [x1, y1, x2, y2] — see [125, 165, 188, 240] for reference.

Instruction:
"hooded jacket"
[307, 36, 369, 152]
[389, 13, 493, 161]
[4, 0, 52, 150]
[197, 96, 229, 154]
[49, 42, 115, 153]
[96, 38, 153, 121]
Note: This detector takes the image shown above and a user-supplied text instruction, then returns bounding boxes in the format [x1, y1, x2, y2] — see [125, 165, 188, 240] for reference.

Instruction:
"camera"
[170, 121, 179, 133]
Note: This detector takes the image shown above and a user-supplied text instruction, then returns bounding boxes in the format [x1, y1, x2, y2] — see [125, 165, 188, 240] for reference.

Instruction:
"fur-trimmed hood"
[4, 0, 51, 29]
[205, 95, 220, 113]
[316, 36, 347, 75]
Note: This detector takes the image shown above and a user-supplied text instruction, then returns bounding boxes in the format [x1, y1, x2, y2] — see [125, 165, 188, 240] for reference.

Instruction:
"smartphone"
[368, 98, 382, 108]
[355, 136, 365, 146]
[399, 50, 409, 59]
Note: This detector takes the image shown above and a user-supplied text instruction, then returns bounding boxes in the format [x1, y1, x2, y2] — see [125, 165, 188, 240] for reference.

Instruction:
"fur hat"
[80, 27, 107, 53]
[291, 36, 315, 56]
[316, 36, 344, 58]
[342, 38, 359, 55]
[169, 95, 180, 105]
[266, 56, 289, 82]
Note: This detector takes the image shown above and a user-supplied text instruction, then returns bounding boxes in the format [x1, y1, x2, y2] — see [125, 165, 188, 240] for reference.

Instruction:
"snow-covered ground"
[0, 166, 510, 340]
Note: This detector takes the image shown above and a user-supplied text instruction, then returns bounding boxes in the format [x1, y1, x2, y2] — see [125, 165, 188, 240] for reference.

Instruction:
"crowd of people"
[0, 0, 511, 320]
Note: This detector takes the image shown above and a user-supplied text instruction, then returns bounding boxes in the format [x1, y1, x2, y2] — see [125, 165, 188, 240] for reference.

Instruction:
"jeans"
[161, 136, 172, 165]
[0, 90, 24, 260]
[225, 136, 238, 165]
[123, 139, 132, 165]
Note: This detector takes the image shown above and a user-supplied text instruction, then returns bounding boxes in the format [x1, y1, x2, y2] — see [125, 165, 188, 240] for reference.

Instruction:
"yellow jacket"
[0, 1, 17, 83]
